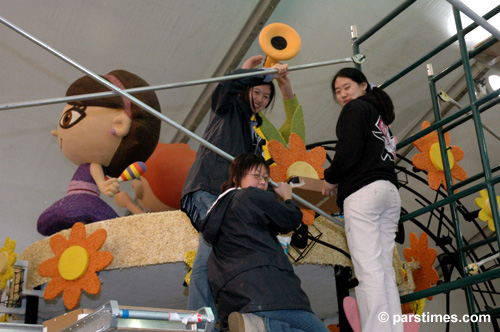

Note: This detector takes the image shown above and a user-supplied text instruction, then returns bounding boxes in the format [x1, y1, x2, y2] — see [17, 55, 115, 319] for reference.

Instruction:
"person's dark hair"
[221, 153, 269, 192]
[240, 81, 276, 127]
[66, 69, 161, 177]
[332, 67, 395, 125]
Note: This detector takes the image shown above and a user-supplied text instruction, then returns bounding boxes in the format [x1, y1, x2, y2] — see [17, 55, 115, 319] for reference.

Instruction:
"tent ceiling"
[1, 0, 500, 324]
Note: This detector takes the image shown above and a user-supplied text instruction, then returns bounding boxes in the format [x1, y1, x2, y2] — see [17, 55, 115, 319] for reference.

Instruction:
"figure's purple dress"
[37, 163, 119, 236]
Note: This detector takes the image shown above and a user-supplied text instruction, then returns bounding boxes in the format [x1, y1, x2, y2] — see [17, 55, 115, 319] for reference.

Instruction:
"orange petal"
[90, 251, 114, 271]
[38, 257, 60, 277]
[44, 279, 64, 300]
[451, 163, 468, 181]
[419, 232, 429, 248]
[301, 209, 315, 225]
[307, 147, 326, 178]
[412, 153, 431, 171]
[81, 273, 101, 295]
[408, 232, 418, 251]
[288, 133, 307, 157]
[86, 229, 107, 251]
[451, 146, 464, 161]
[412, 122, 435, 152]
[268, 139, 292, 167]
[69, 222, 87, 242]
[50, 234, 69, 256]
[270, 164, 287, 182]
[427, 168, 445, 191]
[63, 285, 82, 310]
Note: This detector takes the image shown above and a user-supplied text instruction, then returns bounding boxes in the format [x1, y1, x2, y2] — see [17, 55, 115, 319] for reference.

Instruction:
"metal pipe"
[431, 35, 498, 83]
[0, 55, 363, 111]
[438, 91, 500, 141]
[0, 15, 345, 227]
[119, 309, 209, 323]
[445, 0, 500, 41]
[400, 268, 500, 303]
[353, 0, 417, 46]
[379, 5, 500, 90]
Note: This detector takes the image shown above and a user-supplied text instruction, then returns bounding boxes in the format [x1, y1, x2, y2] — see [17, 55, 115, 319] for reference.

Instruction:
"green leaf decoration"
[260, 114, 286, 146]
[291, 105, 305, 143]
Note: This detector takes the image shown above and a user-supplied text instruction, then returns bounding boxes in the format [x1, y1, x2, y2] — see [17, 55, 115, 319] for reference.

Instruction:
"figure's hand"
[114, 191, 134, 208]
[102, 177, 120, 197]
[114, 191, 144, 214]
[322, 181, 338, 197]
[274, 182, 293, 201]
[242, 55, 264, 69]
[271, 63, 289, 79]
[276, 72, 291, 87]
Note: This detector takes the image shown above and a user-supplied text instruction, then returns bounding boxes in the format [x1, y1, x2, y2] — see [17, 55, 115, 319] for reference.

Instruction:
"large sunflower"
[475, 189, 500, 232]
[0, 237, 17, 290]
[412, 121, 467, 191]
[38, 222, 113, 309]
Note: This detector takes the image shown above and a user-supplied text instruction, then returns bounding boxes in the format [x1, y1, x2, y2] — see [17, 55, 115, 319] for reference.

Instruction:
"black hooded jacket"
[324, 94, 398, 209]
[200, 187, 312, 323]
[181, 69, 269, 199]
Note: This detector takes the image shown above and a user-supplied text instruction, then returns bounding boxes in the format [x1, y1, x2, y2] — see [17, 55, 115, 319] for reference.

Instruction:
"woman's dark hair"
[332, 67, 395, 125]
[66, 69, 161, 177]
[221, 153, 269, 192]
[240, 81, 276, 127]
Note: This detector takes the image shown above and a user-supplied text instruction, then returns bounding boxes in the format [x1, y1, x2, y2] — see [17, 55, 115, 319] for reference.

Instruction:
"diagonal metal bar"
[0, 57, 359, 111]
[0, 15, 345, 228]
[445, 0, 500, 41]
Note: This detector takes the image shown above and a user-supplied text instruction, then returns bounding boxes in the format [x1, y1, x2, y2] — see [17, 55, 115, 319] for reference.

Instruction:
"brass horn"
[259, 23, 301, 67]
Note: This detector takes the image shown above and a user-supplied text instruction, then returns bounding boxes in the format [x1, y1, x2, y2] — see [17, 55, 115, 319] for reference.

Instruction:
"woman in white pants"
[322, 67, 403, 332]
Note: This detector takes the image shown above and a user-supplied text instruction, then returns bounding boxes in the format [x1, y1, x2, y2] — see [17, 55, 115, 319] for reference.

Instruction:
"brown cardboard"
[289, 176, 341, 214]
[43, 308, 93, 332]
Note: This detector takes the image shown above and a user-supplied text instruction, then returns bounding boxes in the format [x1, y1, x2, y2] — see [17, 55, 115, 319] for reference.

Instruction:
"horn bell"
[259, 23, 301, 67]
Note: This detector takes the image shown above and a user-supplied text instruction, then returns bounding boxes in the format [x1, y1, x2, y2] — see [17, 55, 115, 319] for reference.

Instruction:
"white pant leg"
[344, 180, 402, 332]
[380, 182, 403, 332]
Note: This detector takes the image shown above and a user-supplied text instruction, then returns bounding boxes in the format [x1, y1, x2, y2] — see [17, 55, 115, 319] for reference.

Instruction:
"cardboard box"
[43, 308, 93, 332]
[288, 176, 341, 214]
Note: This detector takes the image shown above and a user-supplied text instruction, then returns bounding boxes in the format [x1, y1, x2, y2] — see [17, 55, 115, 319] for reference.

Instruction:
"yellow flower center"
[429, 142, 454, 171]
[58, 245, 89, 281]
[286, 161, 319, 179]
[0, 252, 9, 274]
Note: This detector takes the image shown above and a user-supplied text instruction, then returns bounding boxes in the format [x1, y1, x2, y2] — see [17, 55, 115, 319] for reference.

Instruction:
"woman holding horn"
[181, 55, 289, 329]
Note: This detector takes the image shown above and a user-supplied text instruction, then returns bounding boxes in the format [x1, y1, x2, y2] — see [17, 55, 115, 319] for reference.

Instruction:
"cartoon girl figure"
[37, 70, 161, 236]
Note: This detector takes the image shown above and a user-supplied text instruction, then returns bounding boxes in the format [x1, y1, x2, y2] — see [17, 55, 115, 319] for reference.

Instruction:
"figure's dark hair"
[65, 69, 161, 177]
[221, 153, 269, 192]
[332, 67, 395, 125]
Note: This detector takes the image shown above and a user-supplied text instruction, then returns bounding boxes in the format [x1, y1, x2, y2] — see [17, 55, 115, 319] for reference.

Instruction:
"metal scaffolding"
[352, 1, 500, 331]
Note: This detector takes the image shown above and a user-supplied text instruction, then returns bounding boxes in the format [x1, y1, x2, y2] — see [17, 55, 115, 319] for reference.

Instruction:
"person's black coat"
[200, 187, 312, 324]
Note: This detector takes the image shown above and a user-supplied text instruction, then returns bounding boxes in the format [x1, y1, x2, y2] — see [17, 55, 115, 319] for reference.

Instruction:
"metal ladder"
[57, 301, 215, 332]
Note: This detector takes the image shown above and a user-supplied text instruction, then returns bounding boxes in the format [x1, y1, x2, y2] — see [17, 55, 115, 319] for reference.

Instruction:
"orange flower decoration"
[268, 133, 326, 225]
[300, 209, 315, 226]
[38, 222, 113, 309]
[412, 121, 467, 191]
[403, 232, 439, 300]
[268, 132, 325, 182]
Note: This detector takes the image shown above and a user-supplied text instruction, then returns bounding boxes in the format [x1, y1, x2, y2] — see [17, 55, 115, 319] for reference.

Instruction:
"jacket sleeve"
[211, 68, 271, 116]
[324, 100, 370, 184]
[248, 188, 303, 234]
